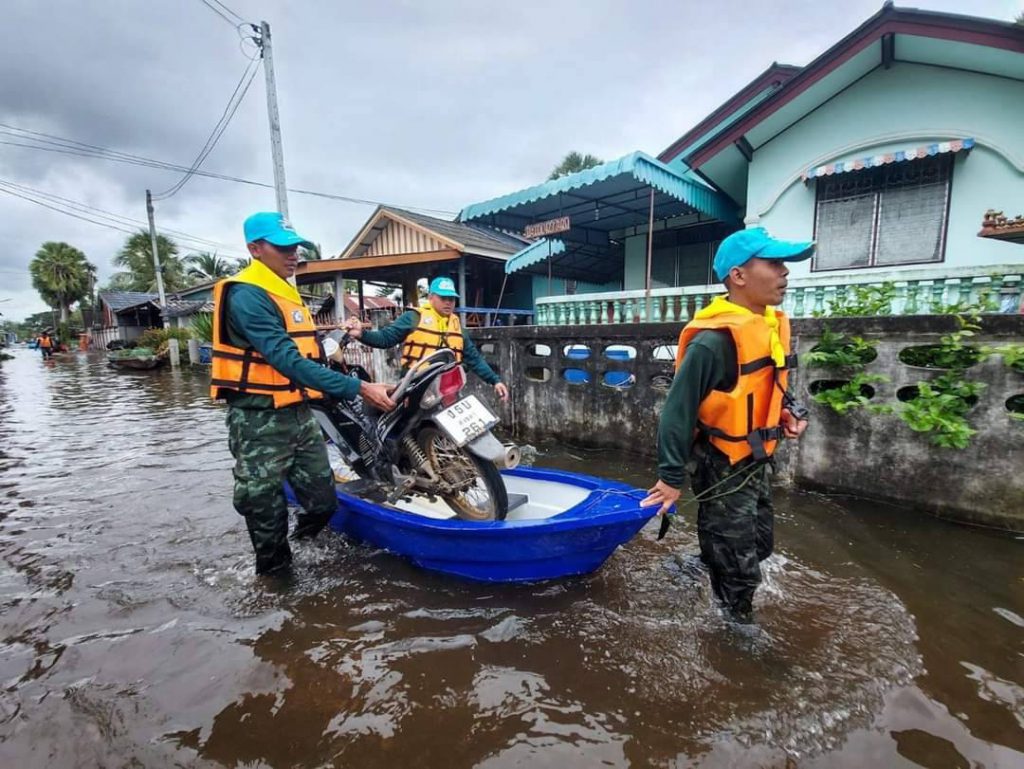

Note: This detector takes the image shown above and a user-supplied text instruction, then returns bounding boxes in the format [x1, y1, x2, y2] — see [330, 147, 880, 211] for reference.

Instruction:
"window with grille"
[813, 155, 952, 271]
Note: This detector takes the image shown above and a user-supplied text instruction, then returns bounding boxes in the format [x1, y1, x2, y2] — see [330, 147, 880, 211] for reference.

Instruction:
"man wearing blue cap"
[642, 227, 812, 622]
[211, 212, 396, 576]
[343, 276, 509, 401]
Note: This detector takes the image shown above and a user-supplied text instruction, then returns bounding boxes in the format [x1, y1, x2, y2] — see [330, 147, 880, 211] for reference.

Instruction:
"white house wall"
[747, 63, 1024, 279]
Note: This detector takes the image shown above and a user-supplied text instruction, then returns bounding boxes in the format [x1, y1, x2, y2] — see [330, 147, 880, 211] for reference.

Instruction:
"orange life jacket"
[210, 262, 324, 407]
[38, 335, 53, 349]
[400, 303, 464, 368]
[675, 311, 794, 464]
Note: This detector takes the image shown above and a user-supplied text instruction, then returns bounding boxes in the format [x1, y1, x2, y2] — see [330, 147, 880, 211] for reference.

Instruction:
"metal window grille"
[813, 155, 952, 271]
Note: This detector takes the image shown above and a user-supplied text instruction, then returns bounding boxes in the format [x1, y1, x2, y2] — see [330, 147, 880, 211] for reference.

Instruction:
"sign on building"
[524, 216, 571, 239]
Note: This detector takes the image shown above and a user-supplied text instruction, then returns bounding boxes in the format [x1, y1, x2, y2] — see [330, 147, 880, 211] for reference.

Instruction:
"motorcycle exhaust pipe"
[502, 444, 521, 470]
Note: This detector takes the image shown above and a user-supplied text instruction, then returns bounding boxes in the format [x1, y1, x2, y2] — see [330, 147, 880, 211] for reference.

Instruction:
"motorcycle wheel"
[417, 427, 508, 521]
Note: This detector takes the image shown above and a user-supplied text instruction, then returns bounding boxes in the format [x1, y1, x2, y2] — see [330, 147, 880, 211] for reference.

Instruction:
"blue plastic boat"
[289, 466, 656, 582]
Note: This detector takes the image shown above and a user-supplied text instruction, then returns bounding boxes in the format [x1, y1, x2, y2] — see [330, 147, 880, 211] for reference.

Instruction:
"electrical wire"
[152, 56, 260, 200]
[0, 179, 249, 255]
[209, 0, 245, 25]
[196, 0, 238, 28]
[0, 125, 459, 216]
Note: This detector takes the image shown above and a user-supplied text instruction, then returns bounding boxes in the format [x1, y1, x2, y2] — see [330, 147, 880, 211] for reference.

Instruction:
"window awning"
[504, 238, 566, 275]
[803, 138, 975, 181]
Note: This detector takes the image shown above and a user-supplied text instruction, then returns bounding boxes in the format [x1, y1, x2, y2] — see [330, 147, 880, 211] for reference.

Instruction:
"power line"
[197, 0, 238, 27]
[0, 179, 249, 255]
[0, 124, 459, 216]
[209, 0, 245, 24]
[152, 56, 260, 200]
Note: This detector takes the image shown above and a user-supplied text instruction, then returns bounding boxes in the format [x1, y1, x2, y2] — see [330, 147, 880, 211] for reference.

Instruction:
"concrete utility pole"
[258, 21, 289, 220]
[146, 189, 179, 367]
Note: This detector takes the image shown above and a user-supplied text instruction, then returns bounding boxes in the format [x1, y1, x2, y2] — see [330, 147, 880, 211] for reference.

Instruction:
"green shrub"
[190, 312, 213, 343]
[805, 326, 878, 368]
[138, 326, 191, 351]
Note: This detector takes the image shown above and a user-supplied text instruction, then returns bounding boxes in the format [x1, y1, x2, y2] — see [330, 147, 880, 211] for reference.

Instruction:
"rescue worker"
[343, 276, 509, 402]
[37, 330, 55, 359]
[641, 227, 812, 622]
[212, 211, 396, 576]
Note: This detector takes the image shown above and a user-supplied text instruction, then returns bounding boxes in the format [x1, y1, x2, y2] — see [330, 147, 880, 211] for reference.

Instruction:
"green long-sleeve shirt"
[657, 330, 737, 488]
[359, 309, 501, 385]
[222, 283, 362, 409]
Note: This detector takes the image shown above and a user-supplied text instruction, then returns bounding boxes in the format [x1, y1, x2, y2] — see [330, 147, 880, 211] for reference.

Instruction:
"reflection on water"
[0, 349, 1020, 768]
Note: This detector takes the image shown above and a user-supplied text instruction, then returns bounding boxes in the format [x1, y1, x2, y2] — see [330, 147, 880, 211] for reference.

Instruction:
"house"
[295, 206, 537, 326]
[93, 291, 161, 348]
[462, 5, 1024, 323]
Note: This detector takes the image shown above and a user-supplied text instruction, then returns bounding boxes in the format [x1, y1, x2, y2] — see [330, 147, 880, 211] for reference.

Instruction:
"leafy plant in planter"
[805, 326, 879, 368]
[815, 282, 896, 318]
[811, 373, 890, 415]
[899, 373, 986, 449]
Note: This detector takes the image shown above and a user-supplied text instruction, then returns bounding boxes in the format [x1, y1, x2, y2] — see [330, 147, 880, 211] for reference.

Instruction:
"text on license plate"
[435, 395, 498, 447]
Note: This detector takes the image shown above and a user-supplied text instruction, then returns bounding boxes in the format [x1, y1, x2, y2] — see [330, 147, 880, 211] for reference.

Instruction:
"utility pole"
[146, 189, 179, 367]
[258, 21, 289, 219]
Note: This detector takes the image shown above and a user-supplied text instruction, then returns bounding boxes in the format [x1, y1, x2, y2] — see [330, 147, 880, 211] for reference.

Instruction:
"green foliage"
[805, 326, 878, 369]
[190, 312, 213, 343]
[138, 326, 191, 352]
[895, 316, 988, 448]
[548, 151, 604, 180]
[111, 231, 188, 292]
[816, 282, 896, 317]
[30, 241, 96, 322]
[899, 373, 986, 449]
[186, 251, 243, 281]
[992, 343, 1024, 374]
[811, 373, 889, 414]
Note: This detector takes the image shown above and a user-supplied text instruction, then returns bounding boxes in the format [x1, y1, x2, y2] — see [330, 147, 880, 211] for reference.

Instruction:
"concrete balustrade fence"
[465, 315, 1024, 530]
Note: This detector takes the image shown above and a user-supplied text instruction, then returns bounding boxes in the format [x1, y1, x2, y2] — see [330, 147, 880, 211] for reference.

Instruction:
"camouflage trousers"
[692, 447, 774, 618]
[226, 404, 337, 575]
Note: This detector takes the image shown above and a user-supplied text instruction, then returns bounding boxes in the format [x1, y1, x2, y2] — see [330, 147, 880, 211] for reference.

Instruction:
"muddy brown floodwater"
[1, 349, 1021, 768]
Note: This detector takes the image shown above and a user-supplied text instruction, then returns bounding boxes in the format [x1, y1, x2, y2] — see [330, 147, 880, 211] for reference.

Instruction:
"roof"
[98, 291, 159, 312]
[162, 299, 214, 319]
[458, 151, 738, 227]
[504, 238, 566, 275]
[661, 6, 1024, 172]
[337, 206, 528, 261]
[313, 293, 398, 318]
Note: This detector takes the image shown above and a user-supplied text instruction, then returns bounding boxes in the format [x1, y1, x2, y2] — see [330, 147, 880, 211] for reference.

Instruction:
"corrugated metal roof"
[98, 291, 159, 312]
[458, 151, 738, 225]
[162, 299, 214, 319]
[505, 238, 566, 275]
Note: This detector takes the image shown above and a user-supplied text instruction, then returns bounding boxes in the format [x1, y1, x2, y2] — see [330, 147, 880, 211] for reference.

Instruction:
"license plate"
[435, 395, 498, 447]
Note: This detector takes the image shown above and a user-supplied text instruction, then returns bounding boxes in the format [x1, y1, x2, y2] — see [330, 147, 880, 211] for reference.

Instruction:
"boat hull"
[289, 466, 656, 582]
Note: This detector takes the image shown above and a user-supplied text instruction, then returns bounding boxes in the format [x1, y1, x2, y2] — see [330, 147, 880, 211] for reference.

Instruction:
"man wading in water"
[211, 212, 395, 576]
[642, 228, 811, 622]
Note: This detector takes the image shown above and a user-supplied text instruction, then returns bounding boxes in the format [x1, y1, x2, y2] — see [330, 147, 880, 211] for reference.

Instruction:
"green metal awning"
[459, 151, 737, 282]
[504, 238, 565, 275]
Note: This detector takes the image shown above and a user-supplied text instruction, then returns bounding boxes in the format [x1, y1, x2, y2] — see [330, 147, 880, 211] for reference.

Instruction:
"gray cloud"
[1, 0, 1013, 320]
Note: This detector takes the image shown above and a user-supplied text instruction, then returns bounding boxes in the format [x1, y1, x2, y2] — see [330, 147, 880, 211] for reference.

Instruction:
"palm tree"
[29, 242, 93, 323]
[112, 231, 187, 292]
[185, 251, 244, 281]
[548, 151, 604, 180]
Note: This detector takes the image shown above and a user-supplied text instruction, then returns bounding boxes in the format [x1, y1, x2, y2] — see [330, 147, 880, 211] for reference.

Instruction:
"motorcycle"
[310, 330, 519, 521]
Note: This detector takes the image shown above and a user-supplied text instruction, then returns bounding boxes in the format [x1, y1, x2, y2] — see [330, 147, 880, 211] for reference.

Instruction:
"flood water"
[1, 348, 1021, 768]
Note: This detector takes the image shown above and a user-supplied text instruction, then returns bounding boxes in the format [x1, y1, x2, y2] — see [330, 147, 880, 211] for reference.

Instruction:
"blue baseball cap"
[428, 276, 459, 298]
[713, 227, 815, 282]
[243, 211, 313, 248]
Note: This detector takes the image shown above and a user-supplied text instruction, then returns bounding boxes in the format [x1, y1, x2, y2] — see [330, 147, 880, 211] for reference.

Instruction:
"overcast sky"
[2, 0, 1019, 320]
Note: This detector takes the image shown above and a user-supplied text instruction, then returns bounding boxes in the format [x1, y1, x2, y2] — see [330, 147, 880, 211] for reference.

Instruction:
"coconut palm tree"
[185, 251, 244, 281]
[548, 151, 604, 180]
[111, 231, 187, 292]
[29, 242, 93, 323]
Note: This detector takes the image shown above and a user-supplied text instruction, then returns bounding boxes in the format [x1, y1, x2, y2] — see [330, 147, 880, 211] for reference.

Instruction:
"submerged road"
[0, 348, 1021, 767]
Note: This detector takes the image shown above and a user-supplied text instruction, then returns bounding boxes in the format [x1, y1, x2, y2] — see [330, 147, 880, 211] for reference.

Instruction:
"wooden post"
[458, 255, 467, 326]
